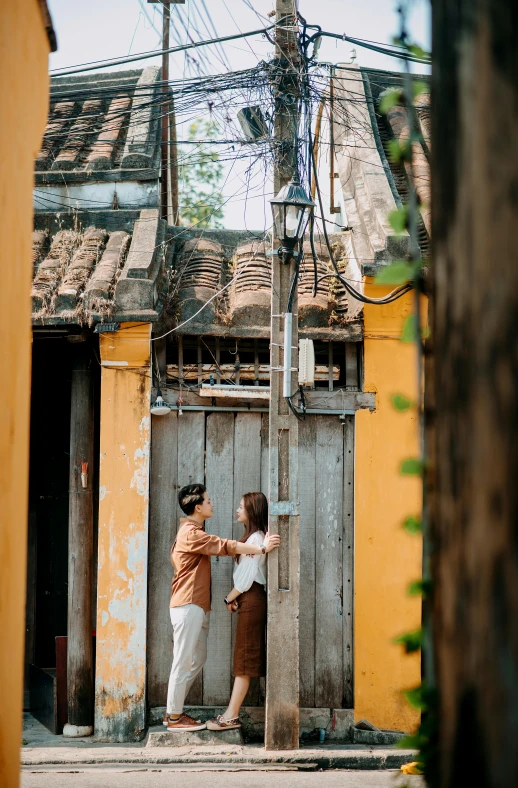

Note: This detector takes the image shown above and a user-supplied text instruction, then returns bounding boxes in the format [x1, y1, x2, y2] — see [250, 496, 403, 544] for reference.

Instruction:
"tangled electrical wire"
[41, 9, 428, 217]
[35, 9, 429, 429]
[40, 12, 422, 348]
[270, 12, 420, 419]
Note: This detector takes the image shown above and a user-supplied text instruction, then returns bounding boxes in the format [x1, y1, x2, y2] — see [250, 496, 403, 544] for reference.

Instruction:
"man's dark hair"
[178, 483, 207, 516]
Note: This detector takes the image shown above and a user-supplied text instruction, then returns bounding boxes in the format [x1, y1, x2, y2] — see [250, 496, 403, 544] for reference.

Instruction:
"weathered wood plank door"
[298, 415, 354, 709]
[147, 412, 354, 710]
[204, 412, 234, 705]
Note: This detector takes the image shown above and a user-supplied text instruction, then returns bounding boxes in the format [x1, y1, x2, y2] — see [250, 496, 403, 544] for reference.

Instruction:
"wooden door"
[147, 412, 354, 710]
[299, 415, 354, 709]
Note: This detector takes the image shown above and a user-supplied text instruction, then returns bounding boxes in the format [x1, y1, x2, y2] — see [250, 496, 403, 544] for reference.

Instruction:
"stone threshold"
[149, 705, 355, 742]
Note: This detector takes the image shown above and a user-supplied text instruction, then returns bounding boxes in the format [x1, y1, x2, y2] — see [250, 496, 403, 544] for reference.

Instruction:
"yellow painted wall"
[0, 3, 50, 785]
[96, 323, 152, 741]
[354, 281, 423, 732]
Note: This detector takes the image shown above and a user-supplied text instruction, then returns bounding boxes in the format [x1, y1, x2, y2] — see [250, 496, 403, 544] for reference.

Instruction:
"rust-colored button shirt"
[170, 520, 237, 612]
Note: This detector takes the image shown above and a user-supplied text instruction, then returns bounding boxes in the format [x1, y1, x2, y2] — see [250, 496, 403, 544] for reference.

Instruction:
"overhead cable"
[49, 21, 283, 77]
[305, 29, 431, 65]
[50, 17, 430, 79]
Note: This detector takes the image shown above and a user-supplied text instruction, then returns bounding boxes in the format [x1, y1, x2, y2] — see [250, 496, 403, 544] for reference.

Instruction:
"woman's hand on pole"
[264, 531, 281, 552]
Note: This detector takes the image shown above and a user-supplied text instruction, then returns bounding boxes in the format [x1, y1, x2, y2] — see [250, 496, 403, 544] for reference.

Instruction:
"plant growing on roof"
[178, 118, 224, 229]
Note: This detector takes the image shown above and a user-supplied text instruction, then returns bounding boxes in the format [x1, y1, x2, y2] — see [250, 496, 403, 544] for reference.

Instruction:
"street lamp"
[270, 174, 315, 263]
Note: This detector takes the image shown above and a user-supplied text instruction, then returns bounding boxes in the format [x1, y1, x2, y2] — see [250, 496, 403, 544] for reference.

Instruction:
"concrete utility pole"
[148, 0, 182, 223]
[266, 0, 301, 751]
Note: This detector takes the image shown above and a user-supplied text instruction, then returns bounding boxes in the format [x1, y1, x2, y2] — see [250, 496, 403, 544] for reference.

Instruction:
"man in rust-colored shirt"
[170, 514, 237, 613]
[165, 483, 279, 732]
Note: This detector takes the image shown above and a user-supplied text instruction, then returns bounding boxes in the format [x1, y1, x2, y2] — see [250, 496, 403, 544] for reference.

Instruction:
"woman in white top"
[206, 492, 268, 731]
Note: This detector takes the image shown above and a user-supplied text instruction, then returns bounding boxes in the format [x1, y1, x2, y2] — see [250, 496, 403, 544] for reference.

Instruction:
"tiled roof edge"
[50, 70, 144, 91]
[333, 64, 411, 270]
[361, 69, 402, 209]
[359, 66, 430, 82]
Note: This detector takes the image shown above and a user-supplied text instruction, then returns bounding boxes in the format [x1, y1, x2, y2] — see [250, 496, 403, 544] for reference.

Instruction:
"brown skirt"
[233, 582, 267, 677]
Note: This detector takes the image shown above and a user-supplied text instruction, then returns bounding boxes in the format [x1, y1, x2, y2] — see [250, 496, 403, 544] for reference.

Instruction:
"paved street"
[22, 766, 424, 788]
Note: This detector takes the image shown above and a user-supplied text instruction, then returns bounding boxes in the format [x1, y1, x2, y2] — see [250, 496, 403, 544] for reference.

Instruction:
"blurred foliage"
[400, 457, 424, 475]
[392, 393, 413, 411]
[179, 118, 224, 228]
[380, 9, 438, 780]
[403, 515, 422, 535]
[394, 629, 423, 654]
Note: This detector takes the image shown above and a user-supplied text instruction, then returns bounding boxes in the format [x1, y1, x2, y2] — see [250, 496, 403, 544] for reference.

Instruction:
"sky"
[46, 0, 431, 230]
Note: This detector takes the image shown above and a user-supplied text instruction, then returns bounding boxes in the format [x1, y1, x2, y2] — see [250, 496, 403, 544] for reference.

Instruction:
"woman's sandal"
[206, 714, 241, 731]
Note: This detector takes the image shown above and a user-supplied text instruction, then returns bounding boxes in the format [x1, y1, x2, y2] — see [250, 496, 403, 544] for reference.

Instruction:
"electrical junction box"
[298, 339, 315, 387]
[237, 107, 269, 142]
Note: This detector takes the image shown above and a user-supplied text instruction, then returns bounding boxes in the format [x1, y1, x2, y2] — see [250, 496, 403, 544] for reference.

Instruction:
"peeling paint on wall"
[95, 323, 151, 742]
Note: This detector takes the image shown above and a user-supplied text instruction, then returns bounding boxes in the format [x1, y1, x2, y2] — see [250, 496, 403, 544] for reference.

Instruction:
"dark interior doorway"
[25, 331, 100, 716]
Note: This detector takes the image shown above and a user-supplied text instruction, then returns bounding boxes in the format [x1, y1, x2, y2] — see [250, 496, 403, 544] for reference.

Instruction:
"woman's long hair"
[239, 491, 268, 544]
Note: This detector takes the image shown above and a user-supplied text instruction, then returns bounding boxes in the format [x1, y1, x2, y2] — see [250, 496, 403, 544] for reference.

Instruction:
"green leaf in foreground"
[401, 314, 417, 342]
[392, 393, 413, 412]
[400, 458, 423, 476]
[392, 36, 430, 61]
[403, 516, 422, 535]
[397, 733, 426, 764]
[388, 206, 408, 233]
[404, 686, 425, 710]
[379, 88, 403, 115]
[408, 43, 429, 60]
[375, 261, 414, 285]
[408, 579, 432, 598]
[413, 80, 430, 100]
[394, 629, 423, 654]
[387, 138, 411, 164]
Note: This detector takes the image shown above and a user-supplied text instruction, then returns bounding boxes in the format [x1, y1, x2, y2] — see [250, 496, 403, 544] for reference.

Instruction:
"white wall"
[33, 180, 159, 212]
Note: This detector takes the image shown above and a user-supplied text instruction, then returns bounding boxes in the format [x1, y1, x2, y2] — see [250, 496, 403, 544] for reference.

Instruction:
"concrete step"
[351, 728, 407, 746]
[22, 746, 419, 771]
[146, 725, 244, 748]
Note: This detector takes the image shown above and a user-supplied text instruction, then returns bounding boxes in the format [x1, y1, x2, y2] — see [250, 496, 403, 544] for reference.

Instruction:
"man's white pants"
[167, 604, 210, 715]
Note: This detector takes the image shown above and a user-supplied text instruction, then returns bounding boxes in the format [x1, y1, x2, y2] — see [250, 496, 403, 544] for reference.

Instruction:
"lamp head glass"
[270, 174, 315, 251]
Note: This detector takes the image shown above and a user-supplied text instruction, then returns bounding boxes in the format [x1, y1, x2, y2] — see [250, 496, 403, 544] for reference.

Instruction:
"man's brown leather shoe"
[166, 713, 206, 732]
